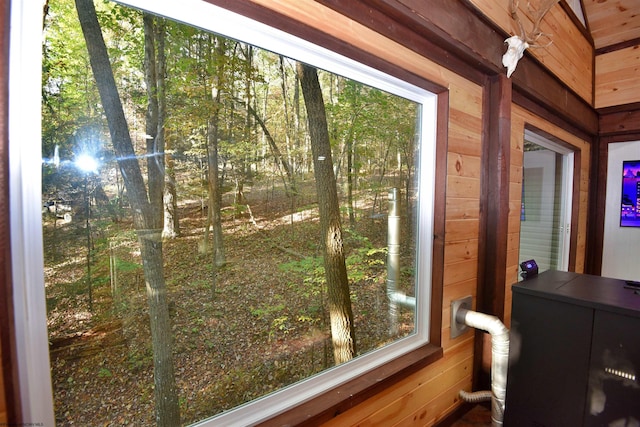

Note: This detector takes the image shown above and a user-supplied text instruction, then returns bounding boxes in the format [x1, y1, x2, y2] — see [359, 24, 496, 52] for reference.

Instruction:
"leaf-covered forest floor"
[43, 180, 415, 426]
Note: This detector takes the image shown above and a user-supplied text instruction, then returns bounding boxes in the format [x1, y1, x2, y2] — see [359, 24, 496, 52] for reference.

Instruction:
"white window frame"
[9, 0, 438, 424]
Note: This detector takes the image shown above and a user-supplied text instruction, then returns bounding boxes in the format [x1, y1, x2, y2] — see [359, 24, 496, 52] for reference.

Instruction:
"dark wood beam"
[317, 0, 495, 83]
[395, 0, 506, 71]
[587, 104, 640, 275]
[511, 56, 597, 135]
[598, 103, 640, 136]
[512, 89, 593, 142]
[474, 74, 511, 391]
[206, 0, 598, 135]
[478, 74, 511, 320]
[585, 136, 607, 276]
[595, 38, 640, 55]
[317, 0, 598, 136]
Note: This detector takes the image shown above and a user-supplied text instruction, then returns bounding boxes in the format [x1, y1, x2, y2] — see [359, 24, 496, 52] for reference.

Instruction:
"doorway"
[519, 130, 574, 275]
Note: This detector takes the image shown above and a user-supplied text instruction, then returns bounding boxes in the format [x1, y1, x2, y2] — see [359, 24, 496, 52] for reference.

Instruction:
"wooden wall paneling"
[0, 350, 5, 424]
[570, 150, 584, 272]
[599, 104, 640, 136]
[466, 0, 593, 104]
[312, 0, 597, 135]
[321, 338, 474, 426]
[349, 354, 475, 426]
[523, 3, 592, 103]
[570, 137, 589, 274]
[447, 176, 482, 200]
[430, 91, 450, 351]
[444, 240, 479, 263]
[584, 0, 640, 50]
[504, 109, 525, 328]
[393, 0, 505, 72]
[511, 56, 596, 135]
[328, 49, 483, 427]
[512, 86, 595, 141]
[314, 0, 489, 84]
[595, 45, 640, 108]
[545, 10, 593, 103]
[506, 104, 591, 323]
[199, 2, 485, 424]
[588, 106, 640, 275]
[394, 366, 473, 425]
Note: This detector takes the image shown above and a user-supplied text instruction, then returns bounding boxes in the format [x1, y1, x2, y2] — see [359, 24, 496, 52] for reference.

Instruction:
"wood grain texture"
[584, 0, 640, 50]
[504, 104, 591, 326]
[312, 0, 597, 134]
[321, 340, 475, 426]
[206, 2, 484, 424]
[0, 344, 5, 424]
[599, 104, 640, 136]
[2, 0, 602, 424]
[595, 44, 640, 108]
[467, 0, 593, 104]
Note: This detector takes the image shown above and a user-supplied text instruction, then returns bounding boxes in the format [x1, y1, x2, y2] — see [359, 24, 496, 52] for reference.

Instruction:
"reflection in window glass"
[42, 0, 428, 424]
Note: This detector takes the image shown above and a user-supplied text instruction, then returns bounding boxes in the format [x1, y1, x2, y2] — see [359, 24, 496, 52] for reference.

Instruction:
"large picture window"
[11, 0, 438, 425]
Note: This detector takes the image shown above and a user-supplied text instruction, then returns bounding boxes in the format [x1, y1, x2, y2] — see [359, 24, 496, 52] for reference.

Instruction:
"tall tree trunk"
[75, 2, 180, 425]
[245, 103, 295, 192]
[346, 125, 356, 228]
[279, 55, 299, 191]
[207, 116, 225, 267]
[155, 19, 179, 239]
[207, 35, 226, 268]
[297, 62, 356, 364]
[143, 14, 163, 207]
[163, 132, 179, 238]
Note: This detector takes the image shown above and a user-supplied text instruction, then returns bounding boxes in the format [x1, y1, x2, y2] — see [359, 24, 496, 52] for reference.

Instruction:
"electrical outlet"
[450, 295, 473, 339]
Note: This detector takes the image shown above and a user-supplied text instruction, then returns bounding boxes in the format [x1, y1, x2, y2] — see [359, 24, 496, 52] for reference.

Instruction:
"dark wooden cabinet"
[504, 270, 640, 426]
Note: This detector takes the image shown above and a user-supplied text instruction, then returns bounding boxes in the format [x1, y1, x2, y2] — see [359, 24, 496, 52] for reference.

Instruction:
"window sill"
[258, 343, 443, 426]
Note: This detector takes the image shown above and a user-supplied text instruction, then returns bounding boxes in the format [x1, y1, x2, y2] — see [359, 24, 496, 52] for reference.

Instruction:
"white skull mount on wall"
[504, 0, 559, 78]
[502, 35, 529, 78]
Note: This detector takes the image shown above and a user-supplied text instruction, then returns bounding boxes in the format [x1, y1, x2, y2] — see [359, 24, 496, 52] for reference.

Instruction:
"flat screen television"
[621, 160, 640, 227]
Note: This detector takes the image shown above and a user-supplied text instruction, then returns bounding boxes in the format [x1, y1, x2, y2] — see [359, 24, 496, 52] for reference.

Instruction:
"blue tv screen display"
[621, 160, 640, 227]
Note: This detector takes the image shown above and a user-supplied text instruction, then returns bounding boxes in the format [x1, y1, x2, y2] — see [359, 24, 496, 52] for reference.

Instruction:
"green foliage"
[250, 302, 285, 319]
[98, 367, 113, 378]
[279, 257, 325, 300]
[127, 346, 153, 373]
[272, 316, 291, 334]
[279, 230, 386, 290]
[42, 0, 422, 422]
[115, 259, 142, 273]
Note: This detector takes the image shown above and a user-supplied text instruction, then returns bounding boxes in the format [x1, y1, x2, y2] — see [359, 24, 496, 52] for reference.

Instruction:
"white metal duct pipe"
[456, 307, 509, 427]
[388, 291, 416, 307]
[387, 188, 400, 333]
[386, 189, 416, 335]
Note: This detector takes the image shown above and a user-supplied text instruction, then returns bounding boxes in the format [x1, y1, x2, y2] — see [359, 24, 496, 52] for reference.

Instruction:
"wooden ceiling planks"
[583, 0, 640, 50]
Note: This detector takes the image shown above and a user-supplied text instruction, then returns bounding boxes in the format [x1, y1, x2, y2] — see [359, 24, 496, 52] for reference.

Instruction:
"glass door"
[519, 130, 574, 275]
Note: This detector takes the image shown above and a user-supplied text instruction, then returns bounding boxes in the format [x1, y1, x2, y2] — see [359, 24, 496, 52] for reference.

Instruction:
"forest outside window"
[11, 0, 437, 425]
